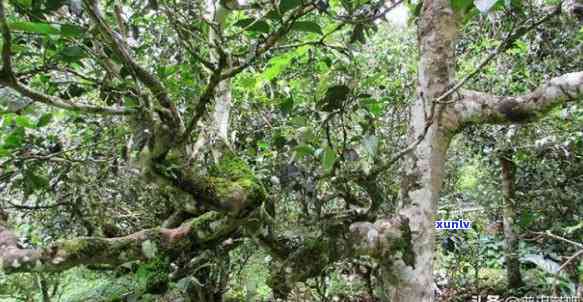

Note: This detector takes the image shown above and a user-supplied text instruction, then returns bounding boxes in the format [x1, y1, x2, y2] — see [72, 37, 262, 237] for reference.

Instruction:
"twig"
[331, 0, 405, 24]
[533, 231, 583, 248]
[553, 248, 583, 295]
[2, 200, 70, 210]
[182, 4, 315, 142]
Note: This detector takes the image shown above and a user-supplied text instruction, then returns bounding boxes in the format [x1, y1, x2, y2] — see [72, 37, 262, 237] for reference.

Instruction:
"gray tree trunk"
[207, 0, 232, 143]
[385, 0, 458, 300]
[382, 1, 583, 299]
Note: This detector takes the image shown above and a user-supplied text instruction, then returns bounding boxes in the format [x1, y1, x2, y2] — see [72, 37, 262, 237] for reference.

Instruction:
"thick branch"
[348, 215, 414, 261]
[0, 211, 239, 274]
[456, 71, 583, 126]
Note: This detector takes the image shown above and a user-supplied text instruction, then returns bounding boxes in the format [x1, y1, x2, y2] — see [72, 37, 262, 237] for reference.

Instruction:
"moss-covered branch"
[0, 211, 241, 274]
[146, 148, 267, 216]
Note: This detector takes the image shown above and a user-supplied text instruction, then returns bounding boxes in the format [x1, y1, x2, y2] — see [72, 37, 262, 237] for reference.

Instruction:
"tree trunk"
[207, 0, 232, 144]
[386, 123, 451, 302]
[213, 79, 232, 141]
[499, 151, 524, 289]
[383, 0, 458, 301]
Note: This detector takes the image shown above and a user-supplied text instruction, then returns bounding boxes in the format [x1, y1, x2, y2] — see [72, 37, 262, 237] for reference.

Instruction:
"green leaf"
[124, 97, 139, 108]
[321, 147, 337, 173]
[279, 97, 294, 114]
[349, 24, 366, 44]
[45, 0, 66, 11]
[61, 24, 84, 37]
[28, 172, 49, 191]
[279, 0, 302, 13]
[37, 113, 53, 128]
[263, 54, 293, 81]
[341, 0, 354, 13]
[296, 127, 315, 142]
[294, 144, 314, 158]
[451, 0, 474, 11]
[9, 21, 60, 35]
[61, 46, 83, 58]
[238, 75, 256, 90]
[8, 22, 83, 37]
[518, 210, 535, 227]
[0, 147, 9, 157]
[273, 134, 287, 148]
[16, 0, 32, 7]
[319, 85, 350, 112]
[406, 0, 423, 17]
[258, 141, 270, 151]
[362, 99, 384, 116]
[291, 21, 323, 34]
[15, 116, 34, 128]
[265, 10, 283, 20]
[3, 127, 25, 149]
[234, 18, 270, 33]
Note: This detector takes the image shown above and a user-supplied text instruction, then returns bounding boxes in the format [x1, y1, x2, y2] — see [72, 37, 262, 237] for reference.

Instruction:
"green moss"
[210, 177, 237, 197]
[189, 211, 229, 241]
[136, 257, 170, 295]
[304, 238, 325, 252]
[190, 211, 222, 230]
[58, 239, 90, 257]
[210, 153, 254, 181]
[208, 154, 267, 213]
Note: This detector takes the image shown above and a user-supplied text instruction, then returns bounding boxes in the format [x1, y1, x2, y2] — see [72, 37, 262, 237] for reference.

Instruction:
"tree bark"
[207, 0, 233, 143]
[0, 212, 239, 274]
[499, 150, 524, 289]
[455, 72, 583, 126]
[389, 0, 583, 298]
[385, 0, 458, 301]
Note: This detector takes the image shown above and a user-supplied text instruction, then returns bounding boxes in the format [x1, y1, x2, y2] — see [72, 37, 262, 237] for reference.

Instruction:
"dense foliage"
[0, 0, 581, 301]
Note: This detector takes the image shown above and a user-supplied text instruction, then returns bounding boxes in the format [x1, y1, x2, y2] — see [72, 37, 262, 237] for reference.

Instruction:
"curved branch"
[0, 211, 239, 274]
[147, 154, 267, 215]
[455, 71, 583, 126]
